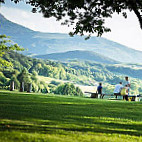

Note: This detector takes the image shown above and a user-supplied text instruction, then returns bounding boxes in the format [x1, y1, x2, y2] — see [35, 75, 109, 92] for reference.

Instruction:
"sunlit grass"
[0, 91, 142, 142]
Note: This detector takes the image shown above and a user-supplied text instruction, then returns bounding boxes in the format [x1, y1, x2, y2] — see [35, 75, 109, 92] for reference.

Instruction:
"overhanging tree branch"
[1, 0, 142, 36]
[127, 0, 142, 29]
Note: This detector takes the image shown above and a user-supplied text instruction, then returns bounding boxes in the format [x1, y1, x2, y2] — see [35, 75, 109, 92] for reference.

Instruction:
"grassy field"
[0, 91, 142, 142]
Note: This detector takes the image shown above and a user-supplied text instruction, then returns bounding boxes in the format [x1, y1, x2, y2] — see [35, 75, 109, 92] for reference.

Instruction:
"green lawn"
[0, 91, 142, 142]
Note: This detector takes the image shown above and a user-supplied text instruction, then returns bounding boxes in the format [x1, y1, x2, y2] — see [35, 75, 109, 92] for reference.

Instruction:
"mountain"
[1, 13, 142, 63]
[35, 50, 119, 64]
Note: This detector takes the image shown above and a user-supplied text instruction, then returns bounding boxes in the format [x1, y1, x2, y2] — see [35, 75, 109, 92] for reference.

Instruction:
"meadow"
[0, 91, 142, 142]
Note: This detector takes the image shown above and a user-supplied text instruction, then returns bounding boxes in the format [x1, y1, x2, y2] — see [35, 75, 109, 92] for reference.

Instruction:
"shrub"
[55, 83, 83, 96]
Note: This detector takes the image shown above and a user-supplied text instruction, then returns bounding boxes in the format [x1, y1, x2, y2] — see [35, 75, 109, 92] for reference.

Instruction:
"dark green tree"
[17, 68, 32, 91]
[75, 86, 83, 96]
[31, 71, 38, 83]
[55, 83, 83, 96]
[0, 71, 9, 88]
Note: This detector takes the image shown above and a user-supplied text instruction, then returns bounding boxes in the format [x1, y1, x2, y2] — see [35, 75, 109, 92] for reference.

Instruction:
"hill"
[0, 51, 97, 87]
[34, 50, 119, 64]
[1, 13, 142, 63]
[1, 51, 142, 94]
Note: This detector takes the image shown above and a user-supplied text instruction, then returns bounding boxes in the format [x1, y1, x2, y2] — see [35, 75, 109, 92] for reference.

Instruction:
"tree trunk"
[27, 83, 32, 93]
[20, 82, 24, 92]
[10, 81, 14, 91]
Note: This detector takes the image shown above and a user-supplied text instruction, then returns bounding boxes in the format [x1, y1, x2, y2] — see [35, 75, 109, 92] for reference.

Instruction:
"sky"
[0, 0, 142, 51]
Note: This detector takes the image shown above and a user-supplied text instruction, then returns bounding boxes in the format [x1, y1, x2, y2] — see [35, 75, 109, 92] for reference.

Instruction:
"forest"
[0, 51, 142, 96]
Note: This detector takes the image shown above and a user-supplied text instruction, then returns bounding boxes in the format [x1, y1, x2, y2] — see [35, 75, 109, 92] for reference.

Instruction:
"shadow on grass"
[0, 116, 142, 137]
[1, 92, 142, 137]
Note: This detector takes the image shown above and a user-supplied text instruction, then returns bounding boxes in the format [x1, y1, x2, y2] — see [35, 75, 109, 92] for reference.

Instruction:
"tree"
[2, 0, 142, 37]
[0, 35, 24, 67]
[10, 75, 20, 89]
[55, 83, 83, 96]
[0, 71, 9, 88]
[103, 83, 114, 94]
[17, 68, 32, 91]
[75, 86, 83, 96]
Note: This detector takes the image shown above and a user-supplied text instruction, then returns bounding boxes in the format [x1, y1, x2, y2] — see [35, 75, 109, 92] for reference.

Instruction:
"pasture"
[0, 91, 142, 142]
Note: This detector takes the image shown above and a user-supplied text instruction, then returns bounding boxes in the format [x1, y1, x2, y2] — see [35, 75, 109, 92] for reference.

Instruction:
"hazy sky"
[1, 1, 142, 51]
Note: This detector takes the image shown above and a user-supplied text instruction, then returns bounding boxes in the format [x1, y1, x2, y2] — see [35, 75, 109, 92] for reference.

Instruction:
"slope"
[35, 50, 119, 64]
[0, 13, 142, 63]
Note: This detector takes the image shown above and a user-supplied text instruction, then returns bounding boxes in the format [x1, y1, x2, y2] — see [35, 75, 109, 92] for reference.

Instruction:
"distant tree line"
[1, 51, 142, 95]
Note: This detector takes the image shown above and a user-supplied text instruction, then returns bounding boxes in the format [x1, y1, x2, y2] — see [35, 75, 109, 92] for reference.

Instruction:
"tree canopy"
[0, 35, 24, 67]
[1, 0, 142, 37]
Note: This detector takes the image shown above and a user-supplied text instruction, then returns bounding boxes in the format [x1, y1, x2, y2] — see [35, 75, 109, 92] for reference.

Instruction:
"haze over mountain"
[35, 50, 119, 64]
[0, 13, 142, 64]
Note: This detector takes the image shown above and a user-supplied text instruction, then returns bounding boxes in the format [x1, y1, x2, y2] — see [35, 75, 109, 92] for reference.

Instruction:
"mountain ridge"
[0, 13, 142, 63]
[34, 50, 119, 64]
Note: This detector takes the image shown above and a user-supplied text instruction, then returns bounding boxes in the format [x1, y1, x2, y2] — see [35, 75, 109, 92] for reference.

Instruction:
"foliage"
[1, 51, 142, 94]
[2, 51, 94, 85]
[0, 34, 24, 67]
[3, 0, 142, 37]
[103, 83, 115, 95]
[50, 80, 61, 86]
[10, 75, 20, 89]
[0, 71, 9, 88]
[106, 65, 142, 80]
[55, 83, 83, 96]
[17, 68, 32, 91]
